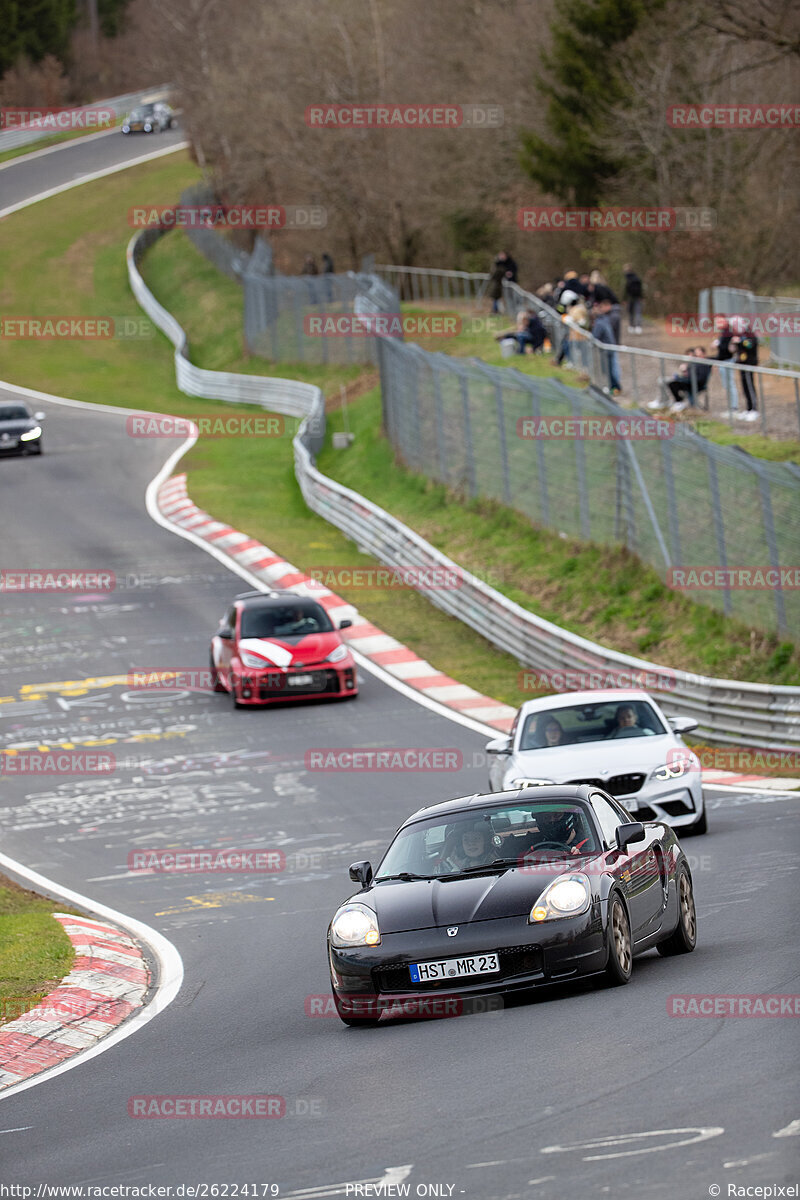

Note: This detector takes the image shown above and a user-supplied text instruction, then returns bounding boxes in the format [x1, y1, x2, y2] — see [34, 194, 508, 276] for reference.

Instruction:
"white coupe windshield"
[519, 700, 666, 751]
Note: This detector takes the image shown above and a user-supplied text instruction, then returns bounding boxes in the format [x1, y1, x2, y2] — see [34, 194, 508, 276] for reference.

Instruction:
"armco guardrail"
[128, 228, 800, 749]
[0, 85, 173, 153]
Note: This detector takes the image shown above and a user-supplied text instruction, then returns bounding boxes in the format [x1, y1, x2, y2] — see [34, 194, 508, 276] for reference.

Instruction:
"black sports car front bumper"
[328, 906, 609, 1018]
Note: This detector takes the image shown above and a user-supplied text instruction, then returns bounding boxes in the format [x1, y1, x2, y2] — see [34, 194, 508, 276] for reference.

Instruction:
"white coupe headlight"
[650, 753, 697, 782]
[324, 643, 348, 664]
[529, 873, 591, 923]
[20, 426, 42, 441]
[239, 649, 270, 668]
[330, 903, 381, 947]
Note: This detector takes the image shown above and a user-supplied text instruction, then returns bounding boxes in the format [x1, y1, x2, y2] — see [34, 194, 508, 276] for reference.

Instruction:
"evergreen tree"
[519, 0, 660, 205]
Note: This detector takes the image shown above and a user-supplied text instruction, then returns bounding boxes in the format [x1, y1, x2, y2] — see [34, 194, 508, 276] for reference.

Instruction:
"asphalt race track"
[0, 135, 797, 1199]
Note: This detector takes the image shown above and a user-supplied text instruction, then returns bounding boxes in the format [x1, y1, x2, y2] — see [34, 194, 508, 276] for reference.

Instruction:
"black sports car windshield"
[519, 699, 667, 750]
[0, 407, 31, 422]
[375, 801, 601, 880]
[240, 602, 333, 640]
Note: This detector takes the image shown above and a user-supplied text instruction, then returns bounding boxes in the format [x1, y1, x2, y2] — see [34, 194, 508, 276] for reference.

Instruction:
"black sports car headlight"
[330, 902, 381, 947]
[529, 873, 591, 923]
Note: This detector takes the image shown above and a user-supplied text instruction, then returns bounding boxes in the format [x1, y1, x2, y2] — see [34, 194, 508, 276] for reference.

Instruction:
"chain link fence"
[173, 229, 799, 637]
[376, 334, 800, 638]
[371, 266, 800, 439]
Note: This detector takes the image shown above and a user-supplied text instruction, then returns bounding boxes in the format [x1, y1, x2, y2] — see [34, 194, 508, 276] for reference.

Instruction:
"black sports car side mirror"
[349, 861, 373, 887]
[338, 619, 352, 629]
[218, 626, 234, 639]
[616, 821, 646, 851]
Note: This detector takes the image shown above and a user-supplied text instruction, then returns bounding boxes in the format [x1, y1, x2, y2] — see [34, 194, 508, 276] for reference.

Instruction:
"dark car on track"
[327, 784, 697, 1025]
[121, 102, 176, 134]
[0, 403, 44, 455]
[209, 590, 357, 708]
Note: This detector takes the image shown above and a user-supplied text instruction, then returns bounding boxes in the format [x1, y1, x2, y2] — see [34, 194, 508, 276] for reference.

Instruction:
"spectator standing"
[623, 264, 643, 333]
[301, 253, 318, 275]
[321, 252, 335, 273]
[731, 323, 760, 420]
[589, 271, 621, 342]
[591, 298, 622, 395]
[712, 319, 738, 413]
[488, 251, 509, 314]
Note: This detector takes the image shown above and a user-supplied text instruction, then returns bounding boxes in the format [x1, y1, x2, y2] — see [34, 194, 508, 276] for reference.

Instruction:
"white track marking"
[0, 850, 183, 1102]
[773, 1119, 800, 1138]
[282, 1165, 413, 1199]
[540, 1127, 724, 1160]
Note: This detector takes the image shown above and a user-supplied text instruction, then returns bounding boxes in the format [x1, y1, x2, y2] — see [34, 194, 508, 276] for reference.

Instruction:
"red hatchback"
[209, 591, 358, 708]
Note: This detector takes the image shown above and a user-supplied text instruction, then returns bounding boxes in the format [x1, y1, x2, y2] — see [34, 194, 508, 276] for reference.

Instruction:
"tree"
[518, 0, 659, 205]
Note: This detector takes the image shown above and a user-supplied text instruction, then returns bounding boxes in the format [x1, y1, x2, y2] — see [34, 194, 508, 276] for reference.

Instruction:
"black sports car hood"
[359, 867, 580, 933]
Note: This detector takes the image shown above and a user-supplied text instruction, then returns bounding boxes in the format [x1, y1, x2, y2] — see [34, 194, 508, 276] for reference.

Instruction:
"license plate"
[288, 674, 314, 687]
[409, 953, 500, 983]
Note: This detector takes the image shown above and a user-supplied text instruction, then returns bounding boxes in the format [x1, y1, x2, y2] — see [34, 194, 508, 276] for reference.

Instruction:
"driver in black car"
[515, 809, 591, 860]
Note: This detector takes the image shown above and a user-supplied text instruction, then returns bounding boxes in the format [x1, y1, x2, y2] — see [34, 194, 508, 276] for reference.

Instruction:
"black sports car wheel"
[657, 868, 697, 956]
[605, 895, 632, 985]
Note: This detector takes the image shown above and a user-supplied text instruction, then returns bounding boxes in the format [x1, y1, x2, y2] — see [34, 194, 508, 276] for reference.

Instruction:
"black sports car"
[327, 784, 697, 1025]
[0, 403, 45, 455]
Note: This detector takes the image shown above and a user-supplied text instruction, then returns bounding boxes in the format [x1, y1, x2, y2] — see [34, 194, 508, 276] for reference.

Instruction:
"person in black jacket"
[623, 264, 643, 333]
[731, 323, 759, 420]
[667, 347, 712, 412]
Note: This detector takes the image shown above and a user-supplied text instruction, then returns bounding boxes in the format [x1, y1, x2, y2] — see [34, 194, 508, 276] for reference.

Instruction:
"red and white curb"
[157, 473, 517, 732]
[0, 914, 149, 1091]
[156, 473, 800, 789]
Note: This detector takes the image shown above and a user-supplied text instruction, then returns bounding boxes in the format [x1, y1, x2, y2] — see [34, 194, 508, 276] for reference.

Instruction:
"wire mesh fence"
[376, 335, 800, 638]
[175, 226, 799, 637]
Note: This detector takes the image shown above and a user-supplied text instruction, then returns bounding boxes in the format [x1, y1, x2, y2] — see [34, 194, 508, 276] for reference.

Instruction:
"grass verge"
[0, 874, 81, 1025]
